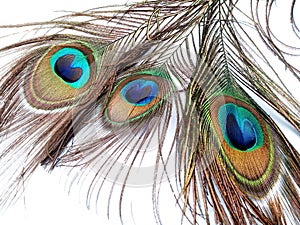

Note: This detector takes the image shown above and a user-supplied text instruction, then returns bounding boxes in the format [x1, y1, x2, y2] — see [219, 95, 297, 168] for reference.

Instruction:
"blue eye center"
[54, 54, 82, 83]
[226, 113, 256, 150]
[50, 47, 90, 89]
[218, 103, 264, 152]
[120, 79, 159, 106]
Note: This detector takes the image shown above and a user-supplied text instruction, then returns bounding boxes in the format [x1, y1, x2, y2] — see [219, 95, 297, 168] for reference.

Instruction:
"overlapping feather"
[0, 0, 299, 224]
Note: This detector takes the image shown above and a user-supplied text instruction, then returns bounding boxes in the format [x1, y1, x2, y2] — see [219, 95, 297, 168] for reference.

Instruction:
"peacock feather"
[0, 0, 299, 224]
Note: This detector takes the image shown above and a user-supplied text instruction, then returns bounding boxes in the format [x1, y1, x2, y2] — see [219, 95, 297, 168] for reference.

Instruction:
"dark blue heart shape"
[54, 54, 83, 83]
[226, 113, 256, 150]
[125, 83, 154, 105]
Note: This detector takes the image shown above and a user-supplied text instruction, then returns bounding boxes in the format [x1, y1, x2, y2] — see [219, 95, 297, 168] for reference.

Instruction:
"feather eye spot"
[210, 96, 277, 192]
[120, 79, 159, 106]
[106, 69, 172, 124]
[24, 43, 98, 109]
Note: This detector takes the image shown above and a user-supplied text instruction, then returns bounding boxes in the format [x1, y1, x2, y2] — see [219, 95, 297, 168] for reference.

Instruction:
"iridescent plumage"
[0, 1, 299, 224]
